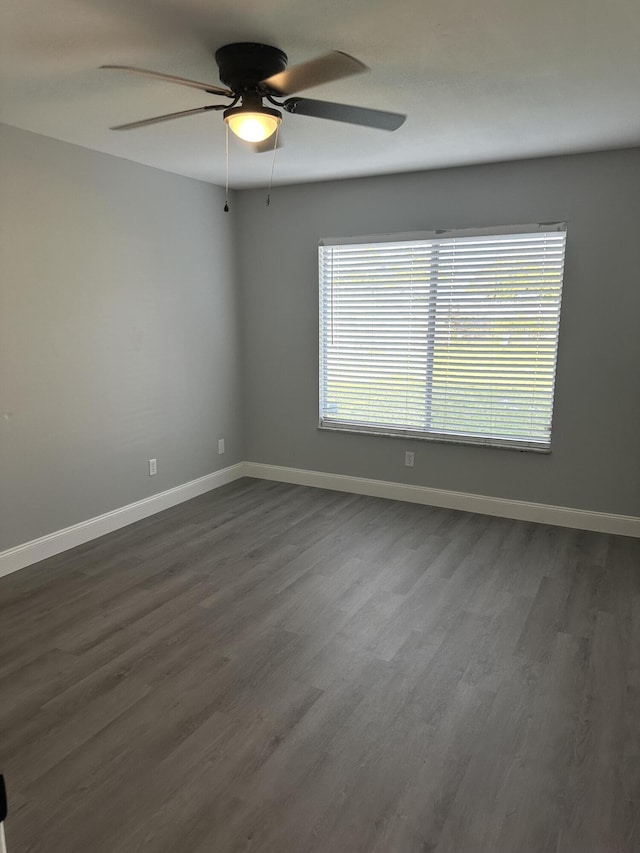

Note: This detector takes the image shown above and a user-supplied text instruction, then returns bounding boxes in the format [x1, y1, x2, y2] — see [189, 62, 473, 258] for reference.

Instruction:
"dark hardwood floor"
[1, 478, 639, 852]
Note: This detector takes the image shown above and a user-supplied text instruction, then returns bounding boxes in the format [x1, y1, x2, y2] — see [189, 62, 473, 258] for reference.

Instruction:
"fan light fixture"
[102, 44, 408, 144]
[224, 105, 282, 142]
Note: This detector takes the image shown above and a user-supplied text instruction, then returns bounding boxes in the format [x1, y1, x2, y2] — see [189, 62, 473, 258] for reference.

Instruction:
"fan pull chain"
[266, 125, 279, 207]
[224, 123, 230, 212]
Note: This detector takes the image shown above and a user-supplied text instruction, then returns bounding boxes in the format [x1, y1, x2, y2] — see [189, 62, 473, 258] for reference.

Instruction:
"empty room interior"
[1, 1, 640, 850]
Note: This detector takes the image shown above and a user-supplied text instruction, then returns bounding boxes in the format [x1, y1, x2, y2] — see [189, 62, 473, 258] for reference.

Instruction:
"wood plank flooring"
[1, 478, 639, 852]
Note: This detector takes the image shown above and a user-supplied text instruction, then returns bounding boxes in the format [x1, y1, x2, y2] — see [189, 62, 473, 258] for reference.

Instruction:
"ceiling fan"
[101, 42, 406, 148]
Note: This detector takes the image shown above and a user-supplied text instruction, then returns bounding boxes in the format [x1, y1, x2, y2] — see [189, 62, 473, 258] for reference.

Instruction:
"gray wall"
[2, 131, 638, 554]
[0, 124, 242, 551]
[237, 149, 640, 517]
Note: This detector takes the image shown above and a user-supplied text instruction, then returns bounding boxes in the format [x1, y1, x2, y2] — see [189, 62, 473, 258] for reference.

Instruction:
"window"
[319, 224, 566, 451]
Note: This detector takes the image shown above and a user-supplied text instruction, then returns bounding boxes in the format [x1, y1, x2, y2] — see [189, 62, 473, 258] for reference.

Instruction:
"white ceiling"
[2, 0, 639, 188]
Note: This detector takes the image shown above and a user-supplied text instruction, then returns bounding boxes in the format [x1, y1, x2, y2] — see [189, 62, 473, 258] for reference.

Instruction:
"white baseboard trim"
[244, 462, 640, 538]
[3, 460, 638, 579]
[0, 463, 246, 579]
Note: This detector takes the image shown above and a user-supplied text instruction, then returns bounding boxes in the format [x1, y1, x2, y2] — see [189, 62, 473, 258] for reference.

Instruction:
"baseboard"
[244, 462, 640, 538]
[3, 460, 638, 579]
[0, 463, 246, 579]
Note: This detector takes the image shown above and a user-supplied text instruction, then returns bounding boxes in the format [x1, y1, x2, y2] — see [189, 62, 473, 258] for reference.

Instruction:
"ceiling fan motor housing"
[214, 43, 288, 93]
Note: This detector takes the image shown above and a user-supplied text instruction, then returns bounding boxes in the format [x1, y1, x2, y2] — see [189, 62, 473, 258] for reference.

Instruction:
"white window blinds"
[319, 224, 566, 451]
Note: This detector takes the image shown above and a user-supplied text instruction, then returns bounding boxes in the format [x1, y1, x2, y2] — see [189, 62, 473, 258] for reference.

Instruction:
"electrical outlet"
[148, 458, 157, 476]
[218, 438, 225, 455]
[404, 451, 414, 468]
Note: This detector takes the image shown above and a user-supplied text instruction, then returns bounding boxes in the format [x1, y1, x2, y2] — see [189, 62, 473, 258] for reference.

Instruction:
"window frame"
[318, 223, 567, 453]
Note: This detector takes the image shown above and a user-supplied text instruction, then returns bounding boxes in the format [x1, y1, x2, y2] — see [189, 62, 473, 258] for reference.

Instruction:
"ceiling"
[2, 0, 639, 189]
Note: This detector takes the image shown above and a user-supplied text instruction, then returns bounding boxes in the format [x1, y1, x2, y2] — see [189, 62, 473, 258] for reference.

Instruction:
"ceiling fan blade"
[284, 97, 406, 131]
[262, 51, 367, 96]
[250, 133, 284, 154]
[110, 105, 224, 131]
[100, 65, 233, 97]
